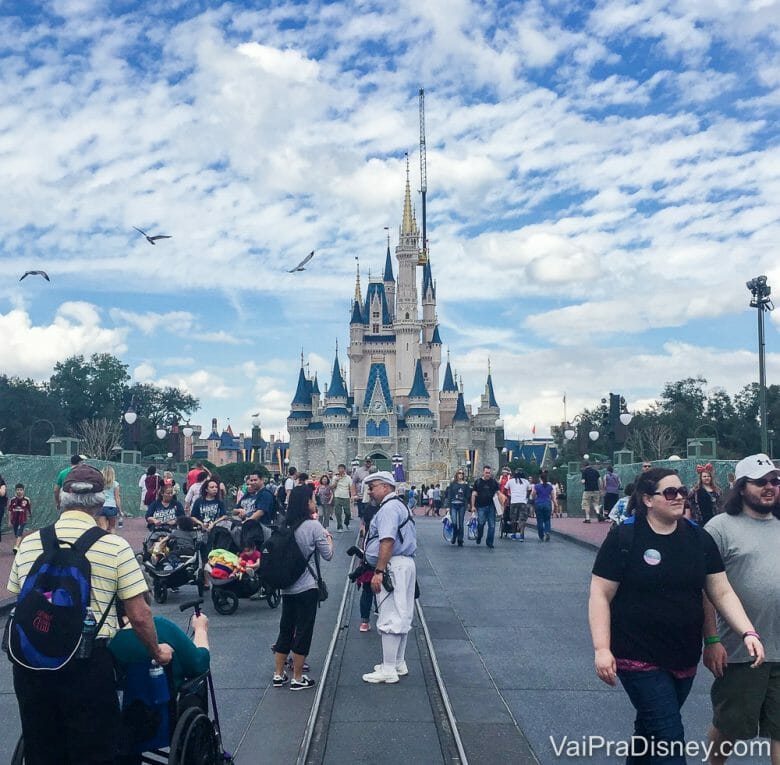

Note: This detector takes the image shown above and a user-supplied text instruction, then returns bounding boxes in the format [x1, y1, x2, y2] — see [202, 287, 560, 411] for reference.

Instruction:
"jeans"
[476, 505, 495, 546]
[617, 668, 694, 764]
[359, 582, 374, 621]
[536, 502, 551, 540]
[450, 504, 466, 544]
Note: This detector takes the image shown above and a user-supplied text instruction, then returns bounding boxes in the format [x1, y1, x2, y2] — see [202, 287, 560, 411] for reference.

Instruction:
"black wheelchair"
[11, 600, 233, 765]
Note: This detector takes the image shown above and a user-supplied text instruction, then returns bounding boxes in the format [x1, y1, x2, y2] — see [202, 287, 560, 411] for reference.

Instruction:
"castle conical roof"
[409, 359, 430, 399]
[384, 244, 394, 282]
[486, 373, 498, 408]
[453, 392, 469, 423]
[431, 325, 442, 345]
[292, 366, 312, 408]
[327, 351, 348, 399]
[442, 361, 457, 392]
[350, 300, 364, 325]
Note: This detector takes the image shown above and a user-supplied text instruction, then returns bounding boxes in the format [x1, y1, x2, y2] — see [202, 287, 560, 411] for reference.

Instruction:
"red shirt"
[9, 497, 31, 523]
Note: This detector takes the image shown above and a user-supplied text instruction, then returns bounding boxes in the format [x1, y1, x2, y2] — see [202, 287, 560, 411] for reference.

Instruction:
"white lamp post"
[123, 408, 137, 425]
[155, 427, 167, 440]
[588, 430, 600, 442]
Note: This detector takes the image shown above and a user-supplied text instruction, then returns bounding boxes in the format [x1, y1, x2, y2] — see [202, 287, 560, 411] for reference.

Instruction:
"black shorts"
[14, 643, 120, 764]
[275, 588, 320, 657]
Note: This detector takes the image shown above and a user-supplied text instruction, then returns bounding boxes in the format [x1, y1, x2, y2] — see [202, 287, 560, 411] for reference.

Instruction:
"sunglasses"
[748, 477, 780, 487]
[653, 486, 688, 500]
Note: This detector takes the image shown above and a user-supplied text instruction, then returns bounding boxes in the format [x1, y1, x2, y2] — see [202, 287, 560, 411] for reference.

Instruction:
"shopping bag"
[441, 513, 454, 543]
[467, 515, 478, 541]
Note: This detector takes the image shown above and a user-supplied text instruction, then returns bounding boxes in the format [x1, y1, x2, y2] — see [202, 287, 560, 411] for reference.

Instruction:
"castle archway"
[366, 451, 391, 471]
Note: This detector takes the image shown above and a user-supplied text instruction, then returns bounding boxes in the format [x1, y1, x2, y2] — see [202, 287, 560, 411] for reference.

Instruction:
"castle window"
[405, 312, 409, 319]
[373, 323, 379, 333]
[367, 419, 389, 437]
[373, 311, 379, 319]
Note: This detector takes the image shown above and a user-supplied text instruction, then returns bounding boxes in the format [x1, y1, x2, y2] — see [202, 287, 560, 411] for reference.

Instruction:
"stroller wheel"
[266, 589, 281, 609]
[153, 582, 168, 604]
[213, 589, 238, 615]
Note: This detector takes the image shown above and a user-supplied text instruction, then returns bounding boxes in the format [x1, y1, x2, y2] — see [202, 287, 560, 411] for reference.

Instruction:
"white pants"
[376, 555, 416, 635]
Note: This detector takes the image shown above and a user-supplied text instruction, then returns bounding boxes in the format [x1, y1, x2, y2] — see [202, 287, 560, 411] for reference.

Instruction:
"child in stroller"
[206, 523, 280, 615]
[144, 517, 204, 604]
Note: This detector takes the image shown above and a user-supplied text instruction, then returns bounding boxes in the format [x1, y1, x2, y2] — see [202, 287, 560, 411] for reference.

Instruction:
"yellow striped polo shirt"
[8, 511, 149, 638]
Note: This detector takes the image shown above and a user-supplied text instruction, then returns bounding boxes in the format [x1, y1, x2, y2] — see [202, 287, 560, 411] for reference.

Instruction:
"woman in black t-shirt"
[589, 468, 763, 762]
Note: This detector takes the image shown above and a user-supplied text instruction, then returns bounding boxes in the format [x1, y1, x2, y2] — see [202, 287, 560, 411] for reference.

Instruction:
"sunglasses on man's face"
[748, 476, 780, 488]
[653, 486, 688, 500]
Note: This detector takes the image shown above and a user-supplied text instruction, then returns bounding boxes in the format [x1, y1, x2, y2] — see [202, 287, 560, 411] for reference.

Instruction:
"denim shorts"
[100, 506, 119, 518]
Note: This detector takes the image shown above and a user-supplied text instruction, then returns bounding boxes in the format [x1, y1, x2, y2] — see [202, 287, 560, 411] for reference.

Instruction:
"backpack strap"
[617, 516, 635, 578]
[39, 524, 60, 556]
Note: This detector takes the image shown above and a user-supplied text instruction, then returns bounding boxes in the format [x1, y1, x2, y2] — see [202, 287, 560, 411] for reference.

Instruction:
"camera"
[348, 560, 372, 583]
[345, 545, 364, 559]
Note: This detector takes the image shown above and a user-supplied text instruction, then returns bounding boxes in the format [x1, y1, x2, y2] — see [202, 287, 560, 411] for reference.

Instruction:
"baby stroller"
[144, 529, 205, 604]
[11, 599, 233, 765]
[139, 524, 176, 565]
[206, 519, 280, 615]
[499, 506, 513, 538]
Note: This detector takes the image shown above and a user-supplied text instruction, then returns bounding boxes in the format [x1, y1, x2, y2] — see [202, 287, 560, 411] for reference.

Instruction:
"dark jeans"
[536, 502, 552, 540]
[604, 493, 620, 515]
[617, 668, 694, 764]
[476, 505, 495, 546]
[275, 588, 319, 657]
[14, 643, 120, 764]
[450, 504, 466, 545]
[359, 583, 374, 621]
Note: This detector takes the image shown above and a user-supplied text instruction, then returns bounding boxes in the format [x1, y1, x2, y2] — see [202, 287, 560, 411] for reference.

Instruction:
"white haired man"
[8, 463, 172, 765]
[361, 471, 417, 684]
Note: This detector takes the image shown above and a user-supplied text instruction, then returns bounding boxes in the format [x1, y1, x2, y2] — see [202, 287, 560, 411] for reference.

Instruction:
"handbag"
[308, 549, 329, 603]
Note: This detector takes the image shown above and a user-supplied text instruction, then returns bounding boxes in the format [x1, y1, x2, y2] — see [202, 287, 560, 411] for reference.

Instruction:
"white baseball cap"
[366, 470, 396, 487]
[734, 453, 777, 481]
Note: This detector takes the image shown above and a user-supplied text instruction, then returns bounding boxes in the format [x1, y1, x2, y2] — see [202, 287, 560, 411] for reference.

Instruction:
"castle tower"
[474, 364, 500, 470]
[405, 359, 433, 485]
[323, 347, 350, 470]
[393, 159, 421, 402]
[311, 373, 321, 415]
[383, 237, 395, 320]
[452, 391, 471, 467]
[348, 261, 366, 399]
[287, 361, 312, 472]
[439, 355, 459, 428]
[419, 258, 442, 423]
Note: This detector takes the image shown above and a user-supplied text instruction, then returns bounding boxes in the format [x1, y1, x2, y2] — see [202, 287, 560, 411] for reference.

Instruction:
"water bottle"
[118, 514, 124, 529]
[147, 660, 171, 746]
[76, 609, 96, 659]
[1, 607, 15, 653]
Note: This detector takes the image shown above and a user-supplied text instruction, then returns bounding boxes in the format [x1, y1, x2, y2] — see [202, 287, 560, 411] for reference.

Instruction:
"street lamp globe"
[564, 428, 575, 440]
[588, 430, 600, 441]
[619, 413, 633, 426]
[182, 425, 193, 438]
[155, 427, 167, 440]
[124, 409, 137, 425]
[166, 452, 173, 459]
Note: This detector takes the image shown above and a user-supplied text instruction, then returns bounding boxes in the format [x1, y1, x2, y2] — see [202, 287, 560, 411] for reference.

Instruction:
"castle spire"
[354, 258, 362, 303]
[401, 153, 415, 235]
[327, 349, 348, 399]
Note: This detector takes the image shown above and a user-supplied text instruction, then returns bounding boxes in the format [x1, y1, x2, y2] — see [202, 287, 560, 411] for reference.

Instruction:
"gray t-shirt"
[364, 494, 417, 564]
[283, 519, 333, 596]
[704, 512, 780, 662]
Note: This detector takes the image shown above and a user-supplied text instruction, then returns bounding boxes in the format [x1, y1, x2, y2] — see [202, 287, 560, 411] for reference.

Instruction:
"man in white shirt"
[505, 470, 531, 541]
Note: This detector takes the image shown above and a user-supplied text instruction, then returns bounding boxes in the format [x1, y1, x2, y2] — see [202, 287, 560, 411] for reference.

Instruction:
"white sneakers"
[362, 667, 399, 684]
[363, 660, 408, 683]
[374, 661, 408, 676]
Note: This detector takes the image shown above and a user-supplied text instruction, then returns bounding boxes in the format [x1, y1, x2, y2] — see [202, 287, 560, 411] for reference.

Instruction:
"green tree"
[0, 376, 66, 454]
[49, 354, 130, 427]
[125, 383, 199, 427]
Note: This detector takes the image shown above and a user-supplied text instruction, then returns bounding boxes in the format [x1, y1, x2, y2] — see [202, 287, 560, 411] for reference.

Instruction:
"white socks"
[382, 634, 402, 673]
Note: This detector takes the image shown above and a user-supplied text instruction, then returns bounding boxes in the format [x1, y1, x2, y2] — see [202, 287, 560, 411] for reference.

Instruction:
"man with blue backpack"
[6, 463, 173, 765]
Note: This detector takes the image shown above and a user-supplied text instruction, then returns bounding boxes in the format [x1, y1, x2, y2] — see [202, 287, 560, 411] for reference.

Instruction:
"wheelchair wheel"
[212, 589, 238, 615]
[266, 588, 281, 609]
[11, 735, 23, 765]
[153, 582, 168, 604]
[168, 707, 220, 765]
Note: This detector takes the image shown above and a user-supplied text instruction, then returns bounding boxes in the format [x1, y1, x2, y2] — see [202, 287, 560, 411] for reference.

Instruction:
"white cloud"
[0, 303, 126, 378]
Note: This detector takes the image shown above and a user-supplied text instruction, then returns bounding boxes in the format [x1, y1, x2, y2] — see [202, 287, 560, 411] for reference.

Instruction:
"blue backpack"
[8, 525, 112, 670]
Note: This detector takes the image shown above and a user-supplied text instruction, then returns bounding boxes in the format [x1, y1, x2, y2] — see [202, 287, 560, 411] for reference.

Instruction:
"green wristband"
[703, 636, 721, 645]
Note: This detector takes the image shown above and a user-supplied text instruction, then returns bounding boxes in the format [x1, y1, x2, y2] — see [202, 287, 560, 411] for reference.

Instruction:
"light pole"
[747, 275, 774, 454]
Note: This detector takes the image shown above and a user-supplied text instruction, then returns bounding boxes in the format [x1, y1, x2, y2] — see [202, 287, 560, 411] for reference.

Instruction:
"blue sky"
[2, 0, 780, 444]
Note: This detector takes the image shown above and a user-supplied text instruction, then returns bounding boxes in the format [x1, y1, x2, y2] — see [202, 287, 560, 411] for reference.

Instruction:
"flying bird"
[251, 412, 260, 417]
[133, 227, 172, 245]
[20, 270, 50, 282]
[289, 250, 315, 273]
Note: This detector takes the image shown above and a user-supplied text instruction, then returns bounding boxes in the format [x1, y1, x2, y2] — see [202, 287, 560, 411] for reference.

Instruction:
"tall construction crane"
[418, 87, 428, 265]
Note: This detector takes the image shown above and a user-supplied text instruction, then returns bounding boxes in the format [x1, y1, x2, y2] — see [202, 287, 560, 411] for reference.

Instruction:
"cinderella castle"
[287, 166, 502, 485]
